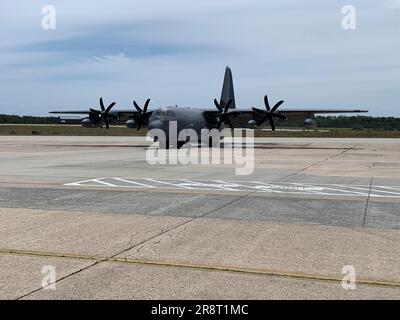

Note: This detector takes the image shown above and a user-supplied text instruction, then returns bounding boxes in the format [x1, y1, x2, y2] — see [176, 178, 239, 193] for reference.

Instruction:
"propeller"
[89, 97, 117, 129]
[252, 95, 287, 131]
[214, 99, 240, 130]
[130, 98, 152, 130]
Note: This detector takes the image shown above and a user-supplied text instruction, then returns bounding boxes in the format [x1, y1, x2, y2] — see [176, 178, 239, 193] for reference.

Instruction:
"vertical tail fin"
[220, 66, 236, 109]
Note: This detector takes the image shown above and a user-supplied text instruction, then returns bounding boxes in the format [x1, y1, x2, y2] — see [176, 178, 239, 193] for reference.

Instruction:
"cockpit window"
[167, 110, 176, 120]
[150, 109, 175, 121]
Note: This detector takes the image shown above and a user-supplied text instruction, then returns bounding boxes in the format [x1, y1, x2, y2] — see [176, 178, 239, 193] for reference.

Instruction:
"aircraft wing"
[203, 108, 368, 118]
[49, 109, 154, 124]
[277, 108, 368, 116]
[49, 109, 140, 117]
[202, 107, 368, 130]
[49, 110, 91, 115]
[49, 105, 154, 130]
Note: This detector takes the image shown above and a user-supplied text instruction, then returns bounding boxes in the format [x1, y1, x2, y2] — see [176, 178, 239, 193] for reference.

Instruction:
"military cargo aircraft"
[50, 67, 368, 148]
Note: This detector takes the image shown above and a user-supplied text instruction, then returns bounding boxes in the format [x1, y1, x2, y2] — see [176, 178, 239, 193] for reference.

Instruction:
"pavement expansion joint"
[1, 247, 400, 290]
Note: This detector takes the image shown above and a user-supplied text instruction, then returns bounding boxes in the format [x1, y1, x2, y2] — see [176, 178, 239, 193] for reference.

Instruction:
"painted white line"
[285, 184, 328, 194]
[331, 184, 400, 196]
[64, 177, 108, 186]
[250, 182, 285, 193]
[112, 178, 154, 188]
[377, 185, 400, 189]
[63, 178, 400, 198]
[210, 180, 244, 191]
[293, 183, 368, 196]
[268, 183, 324, 192]
[91, 178, 118, 187]
[64, 177, 113, 187]
[373, 186, 400, 194]
[331, 184, 371, 192]
[178, 179, 238, 191]
[215, 180, 260, 188]
[371, 189, 400, 196]
[144, 178, 195, 190]
[66, 184, 111, 188]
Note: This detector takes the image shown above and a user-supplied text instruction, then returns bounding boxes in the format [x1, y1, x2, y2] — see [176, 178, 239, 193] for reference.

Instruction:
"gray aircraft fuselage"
[127, 106, 211, 143]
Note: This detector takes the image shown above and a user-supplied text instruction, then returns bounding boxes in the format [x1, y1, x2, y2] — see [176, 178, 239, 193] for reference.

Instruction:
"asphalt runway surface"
[0, 136, 399, 299]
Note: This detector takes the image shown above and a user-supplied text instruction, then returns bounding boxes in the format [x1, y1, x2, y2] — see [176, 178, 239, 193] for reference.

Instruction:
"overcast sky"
[0, 0, 399, 116]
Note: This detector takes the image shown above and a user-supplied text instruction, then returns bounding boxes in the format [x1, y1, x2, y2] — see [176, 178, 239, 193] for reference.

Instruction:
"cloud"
[90, 53, 128, 63]
[0, 1, 399, 116]
[1, 19, 220, 59]
[386, 0, 400, 10]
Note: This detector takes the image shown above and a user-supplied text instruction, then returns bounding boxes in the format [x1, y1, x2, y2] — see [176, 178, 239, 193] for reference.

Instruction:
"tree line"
[0, 114, 58, 124]
[284, 116, 400, 130]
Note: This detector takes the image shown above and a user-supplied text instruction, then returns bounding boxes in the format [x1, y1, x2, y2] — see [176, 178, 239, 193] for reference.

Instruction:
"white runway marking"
[64, 178, 400, 198]
[112, 178, 155, 188]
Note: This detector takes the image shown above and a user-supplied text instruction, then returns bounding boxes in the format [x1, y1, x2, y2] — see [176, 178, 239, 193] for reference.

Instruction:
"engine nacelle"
[125, 119, 137, 129]
[248, 120, 257, 129]
[304, 118, 317, 129]
[81, 118, 94, 128]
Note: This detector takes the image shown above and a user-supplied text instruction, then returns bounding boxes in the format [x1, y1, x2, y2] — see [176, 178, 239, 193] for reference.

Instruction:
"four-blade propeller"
[214, 98, 240, 130]
[252, 95, 287, 131]
[130, 98, 152, 130]
[88, 95, 285, 131]
[89, 97, 117, 129]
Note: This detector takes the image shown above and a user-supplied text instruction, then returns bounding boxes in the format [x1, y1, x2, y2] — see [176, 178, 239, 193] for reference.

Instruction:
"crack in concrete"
[16, 187, 262, 299]
[362, 177, 374, 228]
[274, 146, 355, 183]
[15, 145, 360, 299]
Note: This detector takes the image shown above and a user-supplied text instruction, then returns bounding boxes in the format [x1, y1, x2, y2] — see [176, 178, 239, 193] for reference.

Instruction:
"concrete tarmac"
[0, 136, 399, 299]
